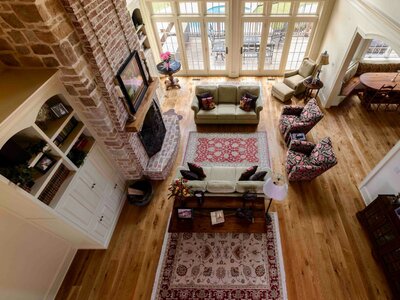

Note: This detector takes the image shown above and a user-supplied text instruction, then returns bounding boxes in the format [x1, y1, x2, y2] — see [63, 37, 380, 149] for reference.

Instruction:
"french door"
[147, 1, 321, 76]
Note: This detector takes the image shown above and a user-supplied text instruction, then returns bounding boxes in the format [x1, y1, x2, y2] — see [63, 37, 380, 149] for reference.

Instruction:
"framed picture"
[50, 103, 69, 118]
[34, 155, 56, 174]
[177, 208, 193, 219]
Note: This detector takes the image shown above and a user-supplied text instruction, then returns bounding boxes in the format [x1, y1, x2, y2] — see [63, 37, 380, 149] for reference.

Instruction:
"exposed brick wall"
[0, 0, 152, 179]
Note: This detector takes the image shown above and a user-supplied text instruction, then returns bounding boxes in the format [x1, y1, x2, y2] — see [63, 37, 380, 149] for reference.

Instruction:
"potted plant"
[168, 177, 191, 205]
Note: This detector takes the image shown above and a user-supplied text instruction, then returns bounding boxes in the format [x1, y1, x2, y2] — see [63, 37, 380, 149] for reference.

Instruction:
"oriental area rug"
[182, 132, 270, 168]
[151, 213, 287, 300]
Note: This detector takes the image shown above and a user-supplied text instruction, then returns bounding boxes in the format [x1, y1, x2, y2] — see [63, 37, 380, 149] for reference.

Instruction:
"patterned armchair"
[279, 99, 324, 143]
[286, 138, 337, 181]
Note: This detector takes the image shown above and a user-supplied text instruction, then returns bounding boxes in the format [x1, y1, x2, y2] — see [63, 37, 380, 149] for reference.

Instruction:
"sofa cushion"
[207, 180, 236, 193]
[309, 137, 336, 166]
[284, 74, 305, 89]
[197, 108, 218, 119]
[218, 85, 237, 104]
[186, 180, 207, 192]
[235, 106, 257, 119]
[209, 166, 237, 182]
[237, 86, 260, 103]
[298, 59, 316, 78]
[195, 85, 219, 103]
[217, 104, 236, 119]
[235, 181, 264, 194]
[299, 99, 323, 122]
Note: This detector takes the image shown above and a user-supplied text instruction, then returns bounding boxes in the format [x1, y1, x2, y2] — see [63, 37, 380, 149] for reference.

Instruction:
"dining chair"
[363, 84, 397, 111]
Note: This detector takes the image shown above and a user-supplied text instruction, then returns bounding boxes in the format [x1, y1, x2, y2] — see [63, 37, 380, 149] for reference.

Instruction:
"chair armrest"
[284, 70, 298, 78]
[191, 95, 200, 113]
[255, 88, 264, 116]
[288, 165, 321, 181]
[289, 140, 315, 154]
[282, 105, 303, 115]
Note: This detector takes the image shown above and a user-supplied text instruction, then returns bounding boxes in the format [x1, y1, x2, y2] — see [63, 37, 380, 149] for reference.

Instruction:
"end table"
[303, 76, 323, 101]
[286, 132, 306, 146]
[156, 60, 181, 90]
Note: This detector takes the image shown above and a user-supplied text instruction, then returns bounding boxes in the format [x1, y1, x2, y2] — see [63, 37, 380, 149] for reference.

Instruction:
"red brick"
[0, 13, 25, 28]
[11, 4, 44, 23]
[0, 53, 20, 66]
[31, 44, 53, 55]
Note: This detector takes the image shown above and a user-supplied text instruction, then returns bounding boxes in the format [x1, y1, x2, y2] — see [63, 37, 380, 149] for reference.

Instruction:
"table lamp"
[263, 175, 288, 224]
[314, 50, 329, 82]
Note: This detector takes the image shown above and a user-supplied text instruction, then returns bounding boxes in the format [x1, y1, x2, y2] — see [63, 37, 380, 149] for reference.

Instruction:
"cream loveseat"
[175, 166, 272, 196]
[191, 84, 263, 124]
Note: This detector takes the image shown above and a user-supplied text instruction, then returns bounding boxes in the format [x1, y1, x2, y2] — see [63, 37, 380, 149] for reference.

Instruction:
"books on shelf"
[73, 135, 89, 151]
[38, 164, 70, 205]
[54, 117, 78, 146]
[210, 210, 225, 225]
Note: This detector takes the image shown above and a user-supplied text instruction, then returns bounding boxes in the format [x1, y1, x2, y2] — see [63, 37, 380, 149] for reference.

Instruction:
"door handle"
[225, 47, 228, 54]
[240, 47, 243, 54]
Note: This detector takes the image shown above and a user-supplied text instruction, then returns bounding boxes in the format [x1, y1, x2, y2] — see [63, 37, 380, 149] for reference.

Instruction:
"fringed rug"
[183, 132, 270, 168]
[152, 213, 287, 300]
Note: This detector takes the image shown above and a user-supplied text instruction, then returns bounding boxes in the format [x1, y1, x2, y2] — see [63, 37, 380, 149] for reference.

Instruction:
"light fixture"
[263, 174, 288, 224]
[314, 50, 329, 81]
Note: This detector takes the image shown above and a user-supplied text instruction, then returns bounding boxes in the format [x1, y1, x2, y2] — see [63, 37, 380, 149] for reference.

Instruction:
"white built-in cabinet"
[0, 69, 126, 249]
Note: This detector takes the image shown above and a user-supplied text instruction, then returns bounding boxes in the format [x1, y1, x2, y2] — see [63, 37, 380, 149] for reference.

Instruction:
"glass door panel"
[285, 22, 314, 70]
[207, 21, 226, 71]
[241, 22, 262, 71]
[181, 22, 204, 70]
[155, 21, 182, 64]
[264, 22, 288, 70]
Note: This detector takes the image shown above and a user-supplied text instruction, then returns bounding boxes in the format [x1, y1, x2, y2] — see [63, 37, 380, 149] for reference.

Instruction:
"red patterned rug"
[152, 213, 287, 300]
[183, 132, 270, 168]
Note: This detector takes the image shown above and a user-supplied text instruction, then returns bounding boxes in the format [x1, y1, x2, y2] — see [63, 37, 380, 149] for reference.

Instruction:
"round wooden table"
[359, 72, 400, 91]
[156, 60, 181, 90]
[303, 76, 323, 101]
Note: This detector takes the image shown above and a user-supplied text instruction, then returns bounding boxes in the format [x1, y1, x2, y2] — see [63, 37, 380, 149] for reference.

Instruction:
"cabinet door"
[79, 159, 108, 197]
[104, 178, 125, 213]
[90, 205, 114, 243]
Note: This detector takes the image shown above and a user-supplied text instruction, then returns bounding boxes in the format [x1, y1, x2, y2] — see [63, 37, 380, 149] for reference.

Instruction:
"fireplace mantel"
[125, 78, 158, 132]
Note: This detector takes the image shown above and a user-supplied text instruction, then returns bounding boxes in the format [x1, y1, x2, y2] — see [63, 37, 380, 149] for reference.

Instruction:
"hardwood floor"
[56, 77, 399, 300]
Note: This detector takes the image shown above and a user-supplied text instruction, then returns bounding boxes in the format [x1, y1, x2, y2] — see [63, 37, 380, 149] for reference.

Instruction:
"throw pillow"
[249, 171, 267, 181]
[201, 96, 216, 110]
[180, 170, 200, 180]
[238, 166, 258, 181]
[196, 91, 211, 109]
[187, 162, 206, 179]
[245, 92, 258, 101]
[239, 96, 253, 112]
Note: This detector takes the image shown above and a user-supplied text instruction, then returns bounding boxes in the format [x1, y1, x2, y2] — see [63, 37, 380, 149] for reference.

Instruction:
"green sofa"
[191, 84, 263, 124]
[175, 166, 272, 196]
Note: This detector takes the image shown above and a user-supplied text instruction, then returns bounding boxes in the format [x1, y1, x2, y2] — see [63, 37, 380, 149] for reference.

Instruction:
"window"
[181, 22, 204, 69]
[364, 39, 400, 60]
[155, 22, 182, 63]
[243, 2, 264, 14]
[298, 2, 319, 14]
[286, 22, 314, 70]
[206, 2, 226, 14]
[270, 1, 291, 15]
[179, 2, 199, 14]
[152, 2, 172, 14]
[264, 22, 288, 70]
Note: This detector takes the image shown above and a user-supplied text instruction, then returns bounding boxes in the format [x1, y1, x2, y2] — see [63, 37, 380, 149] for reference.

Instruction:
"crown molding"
[348, 0, 400, 32]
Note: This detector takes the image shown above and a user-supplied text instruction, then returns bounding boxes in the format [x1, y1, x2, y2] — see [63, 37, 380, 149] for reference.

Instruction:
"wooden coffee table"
[169, 195, 267, 233]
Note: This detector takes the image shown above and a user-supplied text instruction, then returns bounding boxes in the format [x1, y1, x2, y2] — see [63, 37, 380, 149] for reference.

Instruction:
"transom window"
[270, 1, 292, 15]
[206, 2, 227, 14]
[243, 2, 264, 14]
[364, 39, 400, 61]
[298, 2, 319, 14]
[151, 2, 173, 14]
[179, 1, 199, 14]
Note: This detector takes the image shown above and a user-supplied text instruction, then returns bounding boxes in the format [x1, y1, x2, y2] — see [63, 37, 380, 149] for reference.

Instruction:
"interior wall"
[359, 141, 400, 205]
[316, 0, 400, 107]
[0, 208, 72, 300]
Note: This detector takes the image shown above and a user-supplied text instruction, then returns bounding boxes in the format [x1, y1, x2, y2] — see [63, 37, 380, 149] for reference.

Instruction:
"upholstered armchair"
[283, 58, 317, 95]
[286, 138, 337, 181]
[279, 99, 324, 143]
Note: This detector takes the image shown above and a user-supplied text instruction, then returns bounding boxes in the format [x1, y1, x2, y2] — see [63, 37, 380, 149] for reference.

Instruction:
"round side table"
[156, 60, 181, 90]
[303, 76, 323, 101]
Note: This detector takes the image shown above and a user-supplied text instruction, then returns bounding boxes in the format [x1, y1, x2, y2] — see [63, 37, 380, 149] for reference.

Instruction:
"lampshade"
[263, 177, 288, 201]
[318, 51, 329, 66]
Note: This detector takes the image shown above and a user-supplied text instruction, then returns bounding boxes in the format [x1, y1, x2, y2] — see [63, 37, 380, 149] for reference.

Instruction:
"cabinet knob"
[114, 184, 117, 189]
[91, 183, 96, 189]
[100, 215, 103, 222]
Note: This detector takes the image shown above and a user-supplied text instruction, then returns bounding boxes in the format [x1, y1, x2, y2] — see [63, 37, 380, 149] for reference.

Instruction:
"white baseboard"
[45, 247, 77, 300]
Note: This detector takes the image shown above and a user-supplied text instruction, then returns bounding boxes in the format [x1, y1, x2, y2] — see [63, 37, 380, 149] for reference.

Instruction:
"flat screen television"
[116, 51, 148, 114]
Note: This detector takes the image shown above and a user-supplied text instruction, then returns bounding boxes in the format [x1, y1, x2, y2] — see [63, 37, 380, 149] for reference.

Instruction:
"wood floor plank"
[56, 77, 398, 300]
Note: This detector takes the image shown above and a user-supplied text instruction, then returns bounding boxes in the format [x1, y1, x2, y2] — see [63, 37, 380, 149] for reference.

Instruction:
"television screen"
[116, 51, 148, 114]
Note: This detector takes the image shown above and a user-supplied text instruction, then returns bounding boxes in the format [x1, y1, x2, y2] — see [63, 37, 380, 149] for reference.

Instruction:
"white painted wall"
[359, 141, 400, 205]
[0, 208, 73, 300]
[317, 0, 400, 107]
